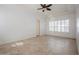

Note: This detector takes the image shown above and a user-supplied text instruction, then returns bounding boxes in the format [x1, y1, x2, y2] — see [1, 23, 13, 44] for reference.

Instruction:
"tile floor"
[0, 35, 78, 55]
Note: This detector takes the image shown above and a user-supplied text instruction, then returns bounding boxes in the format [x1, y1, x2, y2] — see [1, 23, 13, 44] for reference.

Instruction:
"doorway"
[36, 18, 40, 37]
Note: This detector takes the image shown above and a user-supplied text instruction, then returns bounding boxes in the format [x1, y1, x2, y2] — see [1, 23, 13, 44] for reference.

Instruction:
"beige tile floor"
[0, 35, 78, 55]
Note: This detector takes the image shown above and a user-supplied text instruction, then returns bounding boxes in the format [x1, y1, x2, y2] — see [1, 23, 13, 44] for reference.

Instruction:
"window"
[49, 19, 69, 32]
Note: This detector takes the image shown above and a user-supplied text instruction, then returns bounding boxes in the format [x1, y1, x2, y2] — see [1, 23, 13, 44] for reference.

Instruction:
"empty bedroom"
[0, 4, 79, 55]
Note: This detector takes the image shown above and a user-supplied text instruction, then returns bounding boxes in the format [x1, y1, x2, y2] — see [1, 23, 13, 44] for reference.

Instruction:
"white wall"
[76, 5, 79, 54]
[46, 13, 76, 39]
[0, 5, 38, 45]
[44, 4, 76, 39]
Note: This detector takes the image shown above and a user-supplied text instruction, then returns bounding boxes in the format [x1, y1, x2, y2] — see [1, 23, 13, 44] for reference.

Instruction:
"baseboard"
[45, 34, 76, 39]
[0, 35, 36, 46]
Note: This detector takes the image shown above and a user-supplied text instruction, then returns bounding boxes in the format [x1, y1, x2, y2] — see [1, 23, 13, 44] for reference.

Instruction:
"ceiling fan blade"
[46, 4, 52, 7]
[46, 8, 51, 11]
[44, 4, 46, 6]
[40, 4, 44, 8]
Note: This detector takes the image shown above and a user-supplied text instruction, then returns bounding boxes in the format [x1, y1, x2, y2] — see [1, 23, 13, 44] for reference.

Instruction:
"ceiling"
[23, 4, 76, 17]
[0, 4, 76, 18]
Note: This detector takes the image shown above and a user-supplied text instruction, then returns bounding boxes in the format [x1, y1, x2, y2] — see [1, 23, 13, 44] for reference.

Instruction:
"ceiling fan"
[38, 4, 52, 12]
